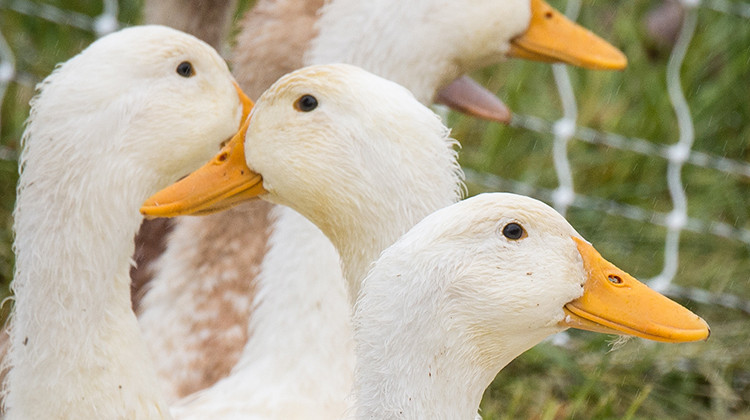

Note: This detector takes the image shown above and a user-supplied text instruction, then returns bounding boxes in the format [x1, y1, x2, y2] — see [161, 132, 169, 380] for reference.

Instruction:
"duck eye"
[176, 61, 194, 78]
[294, 94, 318, 112]
[501, 222, 525, 240]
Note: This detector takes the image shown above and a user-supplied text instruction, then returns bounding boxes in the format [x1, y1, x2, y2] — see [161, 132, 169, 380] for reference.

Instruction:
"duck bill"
[508, 0, 627, 70]
[234, 82, 254, 126]
[561, 237, 710, 343]
[140, 119, 266, 218]
[435, 76, 512, 124]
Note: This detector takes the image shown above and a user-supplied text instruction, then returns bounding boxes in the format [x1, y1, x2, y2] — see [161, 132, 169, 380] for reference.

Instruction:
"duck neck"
[226, 206, 354, 414]
[7, 148, 169, 418]
[306, 0, 457, 104]
[320, 179, 461, 304]
[353, 261, 528, 419]
[353, 239, 567, 419]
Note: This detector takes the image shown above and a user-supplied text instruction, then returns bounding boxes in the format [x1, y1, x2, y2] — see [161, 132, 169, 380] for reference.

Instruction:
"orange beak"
[561, 237, 710, 342]
[435, 0, 627, 124]
[508, 0, 627, 70]
[141, 118, 265, 218]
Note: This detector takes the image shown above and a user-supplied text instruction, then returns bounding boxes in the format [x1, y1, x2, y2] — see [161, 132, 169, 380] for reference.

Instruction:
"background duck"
[141, 64, 707, 418]
[143, 0, 238, 52]
[135, 0, 628, 401]
[4, 25, 250, 419]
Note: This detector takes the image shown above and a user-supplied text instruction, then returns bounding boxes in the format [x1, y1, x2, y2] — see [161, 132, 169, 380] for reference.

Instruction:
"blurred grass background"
[1, 0, 748, 418]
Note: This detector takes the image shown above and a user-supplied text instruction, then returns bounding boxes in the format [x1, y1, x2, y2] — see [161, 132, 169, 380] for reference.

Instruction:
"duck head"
[25, 25, 252, 190]
[396, 193, 710, 346]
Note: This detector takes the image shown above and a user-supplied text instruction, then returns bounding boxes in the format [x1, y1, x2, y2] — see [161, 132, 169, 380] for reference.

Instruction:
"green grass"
[1, 0, 749, 418]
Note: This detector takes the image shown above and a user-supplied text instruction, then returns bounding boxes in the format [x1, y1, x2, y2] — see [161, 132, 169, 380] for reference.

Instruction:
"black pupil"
[502, 223, 524, 240]
[177, 61, 193, 77]
[298, 94, 318, 112]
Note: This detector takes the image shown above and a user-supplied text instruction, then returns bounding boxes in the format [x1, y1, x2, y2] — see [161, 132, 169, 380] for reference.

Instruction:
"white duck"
[352, 193, 710, 419]
[5, 25, 251, 419]
[137, 0, 630, 401]
[141, 64, 708, 418]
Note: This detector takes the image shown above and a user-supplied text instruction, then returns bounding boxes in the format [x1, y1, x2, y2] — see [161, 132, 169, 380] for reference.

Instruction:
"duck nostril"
[217, 152, 228, 162]
[545, 11, 553, 19]
[608, 275, 623, 285]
